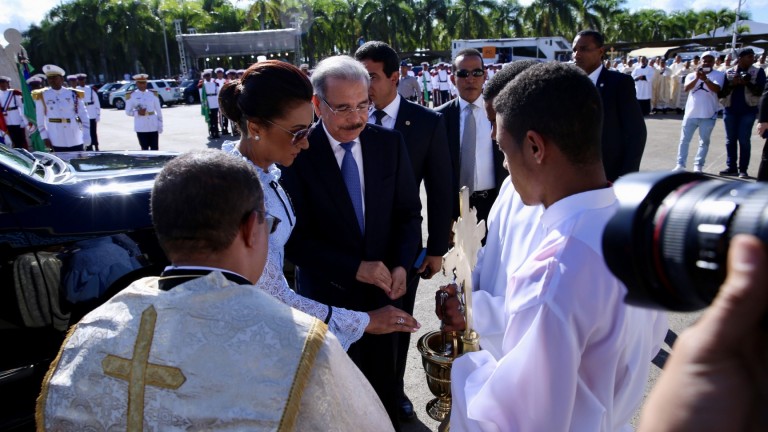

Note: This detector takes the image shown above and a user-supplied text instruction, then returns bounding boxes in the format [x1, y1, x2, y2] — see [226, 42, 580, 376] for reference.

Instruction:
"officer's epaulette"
[31, 88, 44, 100]
[150, 89, 159, 98]
[72, 88, 85, 98]
[126, 90, 133, 100]
[12, 89, 22, 96]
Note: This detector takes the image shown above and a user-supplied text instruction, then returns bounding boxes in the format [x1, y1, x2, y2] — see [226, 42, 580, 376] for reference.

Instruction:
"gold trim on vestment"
[35, 320, 79, 431]
[278, 318, 328, 432]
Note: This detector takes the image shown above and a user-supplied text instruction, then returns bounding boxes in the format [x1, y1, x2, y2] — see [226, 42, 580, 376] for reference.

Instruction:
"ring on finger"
[397, 316, 405, 325]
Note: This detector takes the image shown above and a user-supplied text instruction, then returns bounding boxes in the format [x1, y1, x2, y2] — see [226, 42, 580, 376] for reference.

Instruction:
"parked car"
[97, 81, 129, 107]
[182, 79, 201, 104]
[0, 146, 177, 430]
[109, 80, 183, 110]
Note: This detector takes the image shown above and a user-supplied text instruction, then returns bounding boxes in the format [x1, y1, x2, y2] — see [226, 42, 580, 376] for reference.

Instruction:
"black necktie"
[374, 110, 387, 126]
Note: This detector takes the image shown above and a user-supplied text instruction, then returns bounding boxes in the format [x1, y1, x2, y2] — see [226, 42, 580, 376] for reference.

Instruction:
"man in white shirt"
[438, 62, 667, 432]
[33, 65, 88, 152]
[632, 56, 654, 115]
[436, 48, 507, 236]
[125, 74, 163, 150]
[76, 73, 101, 151]
[674, 51, 725, 172]
[199, 69, 220, 138]
[37, 150, 394, 431]
[0, 75, 28, 149]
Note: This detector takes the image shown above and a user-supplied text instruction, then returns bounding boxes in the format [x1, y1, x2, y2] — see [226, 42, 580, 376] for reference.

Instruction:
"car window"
[165, 81, 179, 88]
[67, 153, 177, 173]
[0, 146, 44, 180]
[154, 81, 166, 88]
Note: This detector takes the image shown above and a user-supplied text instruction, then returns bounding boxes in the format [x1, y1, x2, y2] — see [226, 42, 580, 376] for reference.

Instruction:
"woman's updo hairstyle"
[219, 60, 313, 132]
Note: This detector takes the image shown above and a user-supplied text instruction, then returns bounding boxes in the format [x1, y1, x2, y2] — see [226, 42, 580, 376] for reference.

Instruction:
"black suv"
[0, 147, 176, 430]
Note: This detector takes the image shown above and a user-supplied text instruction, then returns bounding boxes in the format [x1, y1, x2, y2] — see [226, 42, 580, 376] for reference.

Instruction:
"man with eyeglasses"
[38, 150, 395, 431]
[673, 50, 725, 173]
[572, 30, 647, 182]
[354, 40, 453, 422]
[436, 48, 507, 240]
[282, 55, 422, 432]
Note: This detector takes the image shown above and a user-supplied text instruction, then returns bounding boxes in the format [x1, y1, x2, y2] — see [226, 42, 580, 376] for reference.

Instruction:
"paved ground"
[96, 103, 756, 431]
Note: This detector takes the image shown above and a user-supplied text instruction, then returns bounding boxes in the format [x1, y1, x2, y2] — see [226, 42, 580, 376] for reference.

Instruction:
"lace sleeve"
[256, 255, 369, 350]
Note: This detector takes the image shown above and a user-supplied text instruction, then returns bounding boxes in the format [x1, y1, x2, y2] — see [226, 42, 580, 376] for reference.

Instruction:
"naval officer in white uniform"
[125, 73, 163, 150]
[33, 65, 88, 152]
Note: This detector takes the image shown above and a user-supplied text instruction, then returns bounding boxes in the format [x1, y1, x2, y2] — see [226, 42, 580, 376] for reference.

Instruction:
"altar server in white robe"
[37, 150, 393, 432]
[438, 63, 668, 432]
[467, 59, 543, 358]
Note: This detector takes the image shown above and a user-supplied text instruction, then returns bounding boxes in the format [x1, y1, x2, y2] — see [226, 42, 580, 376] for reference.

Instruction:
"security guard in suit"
[0, 75, 29, 149]
[125, 74, 163, 150]
[32, 65, 88, 152]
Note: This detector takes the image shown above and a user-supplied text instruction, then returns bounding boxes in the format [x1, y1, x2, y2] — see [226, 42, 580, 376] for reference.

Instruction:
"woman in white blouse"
[218, 60, 419, 349]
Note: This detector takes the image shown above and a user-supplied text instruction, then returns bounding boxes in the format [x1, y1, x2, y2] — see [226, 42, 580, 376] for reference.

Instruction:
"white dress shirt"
[451, 186, 668, 432]
[125, 89, 163, 133]
[323, 122, 366, 215]
[459, 95, 495, 192]
[366, 94, 401, 130]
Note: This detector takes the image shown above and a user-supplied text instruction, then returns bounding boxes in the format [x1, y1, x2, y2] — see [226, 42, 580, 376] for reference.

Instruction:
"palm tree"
[490, 0, 525, 38]
[412, 0, 449, 50]
[246, 0, 284, 30]
[360, 0, 414, 51]
[445, 0, 496, 39]
[523, 0, 579, 37]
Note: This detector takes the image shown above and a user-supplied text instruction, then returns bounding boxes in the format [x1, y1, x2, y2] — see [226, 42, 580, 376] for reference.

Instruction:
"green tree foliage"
[20, 0, 754, 79]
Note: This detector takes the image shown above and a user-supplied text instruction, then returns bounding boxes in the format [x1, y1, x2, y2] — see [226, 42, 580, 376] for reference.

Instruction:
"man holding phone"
[673, 51, 725, 173]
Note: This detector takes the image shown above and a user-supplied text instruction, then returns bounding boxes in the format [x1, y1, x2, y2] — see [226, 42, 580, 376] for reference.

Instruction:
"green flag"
[17, 62, 47, 152]
[200, 83, 210, 126]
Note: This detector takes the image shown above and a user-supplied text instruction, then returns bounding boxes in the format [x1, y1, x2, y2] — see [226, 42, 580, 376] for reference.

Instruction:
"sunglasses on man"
[455, 68, 485, 78]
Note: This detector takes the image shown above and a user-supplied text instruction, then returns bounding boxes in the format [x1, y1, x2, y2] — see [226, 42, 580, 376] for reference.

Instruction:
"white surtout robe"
[37, 272, 393, 431]
[450, 187, 668, 432]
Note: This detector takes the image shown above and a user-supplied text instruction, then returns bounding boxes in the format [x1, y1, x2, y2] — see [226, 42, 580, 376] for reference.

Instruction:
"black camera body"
[603, 171, 768, 312]
[738, 71, 751, 81]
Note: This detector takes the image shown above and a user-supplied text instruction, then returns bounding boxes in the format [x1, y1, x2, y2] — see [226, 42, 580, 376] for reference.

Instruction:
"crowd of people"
[5, 28, 767, 431]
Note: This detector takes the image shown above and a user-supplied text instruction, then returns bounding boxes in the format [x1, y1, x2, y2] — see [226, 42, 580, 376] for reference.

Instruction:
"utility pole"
[174, 19, 189, 79]
[731, 0, 746, 57]
[161, 14, 171, 77]
[292, 15, 302, 66]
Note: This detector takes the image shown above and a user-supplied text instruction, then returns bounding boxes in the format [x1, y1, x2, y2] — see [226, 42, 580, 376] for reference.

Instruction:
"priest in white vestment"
[37, 150, 393, 432]
[441, 63, 668, 432]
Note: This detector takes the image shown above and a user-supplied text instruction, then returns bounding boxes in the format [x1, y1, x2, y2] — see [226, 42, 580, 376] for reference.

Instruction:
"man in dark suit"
[354, 41, 453, 421]
[573, 30, 647, 182]
[282, 55, 422, 432]
[436, 48, 507, 232]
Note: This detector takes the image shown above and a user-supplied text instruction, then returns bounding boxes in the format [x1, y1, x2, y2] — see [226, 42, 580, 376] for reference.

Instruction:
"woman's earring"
[254, 135, 260, 141]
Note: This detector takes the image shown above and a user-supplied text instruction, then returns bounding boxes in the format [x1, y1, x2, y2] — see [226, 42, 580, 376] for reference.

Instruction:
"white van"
[451, 37, 572, 64]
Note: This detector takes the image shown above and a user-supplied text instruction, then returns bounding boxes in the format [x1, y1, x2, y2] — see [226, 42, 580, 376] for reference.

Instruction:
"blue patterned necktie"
[340, 142, 364, 233]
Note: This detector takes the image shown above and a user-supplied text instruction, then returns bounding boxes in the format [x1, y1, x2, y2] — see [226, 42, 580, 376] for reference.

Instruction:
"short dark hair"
[483, 60, 539, 100]
[452, 48, 483, 71]
[219, 60, 313, 132]
[575, 30, 604, 47]
[354, 41, 400, 78]
[151, 150, 264, 257]
[494, 62, 603, 166]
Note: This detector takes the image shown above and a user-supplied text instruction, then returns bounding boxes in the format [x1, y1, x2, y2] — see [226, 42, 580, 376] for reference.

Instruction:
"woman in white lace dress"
[218, 61, 419, 350]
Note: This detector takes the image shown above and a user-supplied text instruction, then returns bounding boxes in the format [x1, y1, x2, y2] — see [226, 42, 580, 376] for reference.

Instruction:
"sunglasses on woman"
[264, 119, 311, 145]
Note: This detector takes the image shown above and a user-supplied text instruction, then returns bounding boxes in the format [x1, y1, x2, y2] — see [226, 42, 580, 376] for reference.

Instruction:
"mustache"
[342, 122, 365, 130]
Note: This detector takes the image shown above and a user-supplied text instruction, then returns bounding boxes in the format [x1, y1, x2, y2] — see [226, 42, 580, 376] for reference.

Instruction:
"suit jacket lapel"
[360, 125, 383, 237]
[394, 98, 413, 142]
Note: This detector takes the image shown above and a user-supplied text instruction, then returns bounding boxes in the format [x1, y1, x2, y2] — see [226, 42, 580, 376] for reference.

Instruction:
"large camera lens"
[603, 171, 768, 312]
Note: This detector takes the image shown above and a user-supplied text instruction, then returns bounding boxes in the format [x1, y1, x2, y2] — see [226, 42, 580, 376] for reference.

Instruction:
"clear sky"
[2, 0, 767, 46]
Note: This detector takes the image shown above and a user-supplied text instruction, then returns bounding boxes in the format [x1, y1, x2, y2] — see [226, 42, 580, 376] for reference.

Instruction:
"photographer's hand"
[638, 234, 768, 432]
